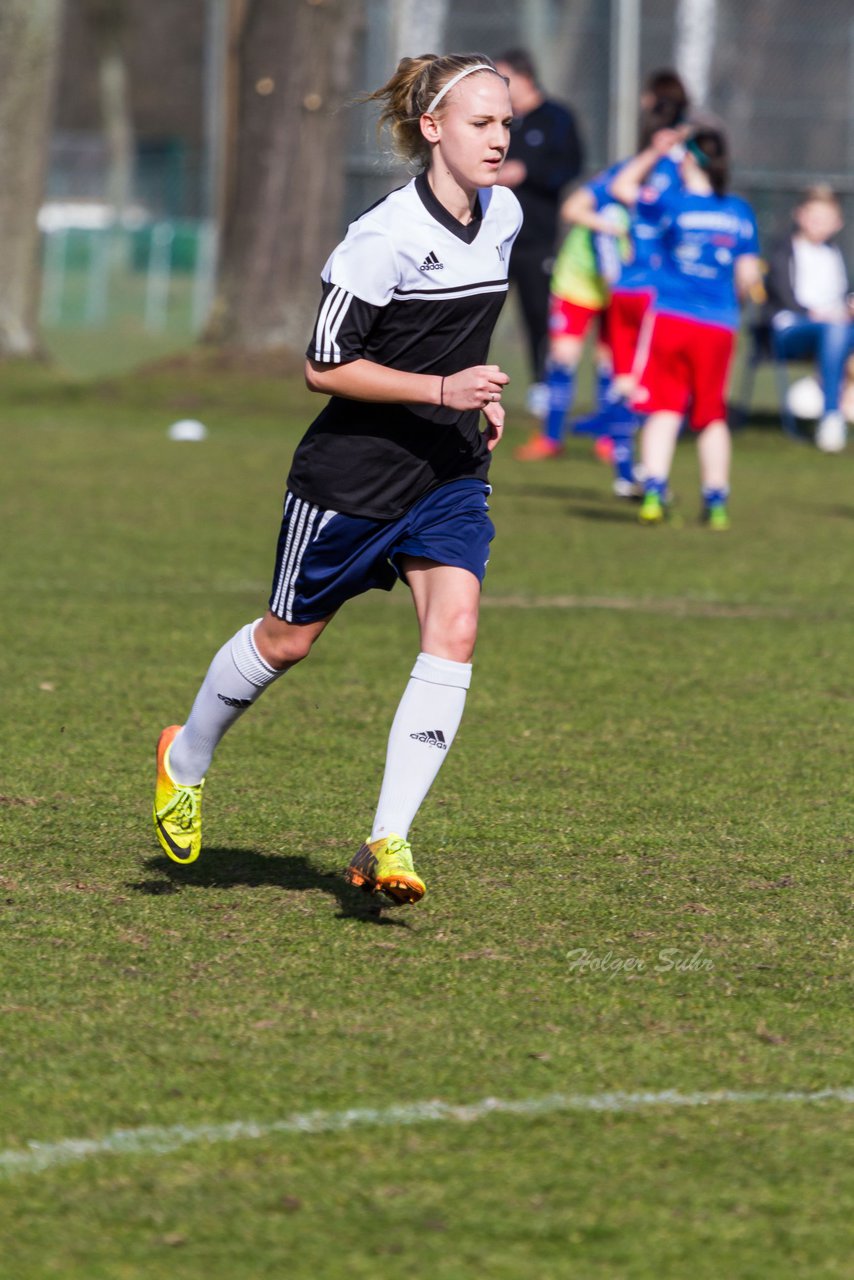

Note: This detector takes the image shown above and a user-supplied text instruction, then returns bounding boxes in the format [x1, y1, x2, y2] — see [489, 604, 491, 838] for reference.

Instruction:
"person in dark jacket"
[494, 49, 584, 405]
[765, 184, 854, 452]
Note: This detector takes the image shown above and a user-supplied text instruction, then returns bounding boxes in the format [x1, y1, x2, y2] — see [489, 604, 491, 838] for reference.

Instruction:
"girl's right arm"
[305, 358, 509, 411]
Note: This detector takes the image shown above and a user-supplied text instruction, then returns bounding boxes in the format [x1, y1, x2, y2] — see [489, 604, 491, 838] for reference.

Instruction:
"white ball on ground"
[167, 419, 208, 442]
[786, 376, 824, 421]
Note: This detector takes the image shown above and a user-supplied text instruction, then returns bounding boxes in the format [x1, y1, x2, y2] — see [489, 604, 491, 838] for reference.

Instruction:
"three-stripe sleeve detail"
[311, 285, 354, 362]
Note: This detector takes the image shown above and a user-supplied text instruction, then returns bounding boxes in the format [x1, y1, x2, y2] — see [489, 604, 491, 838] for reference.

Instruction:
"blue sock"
[596, 363, 616, 412]
[702, 486, 729, 508]
[644, 477, 668, 500]
[612, 433, 636, 485]
[544, 362, 575, 444]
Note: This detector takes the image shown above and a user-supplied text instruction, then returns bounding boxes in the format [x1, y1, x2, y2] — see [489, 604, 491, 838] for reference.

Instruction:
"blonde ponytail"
[362, 53, 501, 167]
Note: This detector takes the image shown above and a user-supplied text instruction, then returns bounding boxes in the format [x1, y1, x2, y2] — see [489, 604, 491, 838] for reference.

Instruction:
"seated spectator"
[765, 185, 854, 452]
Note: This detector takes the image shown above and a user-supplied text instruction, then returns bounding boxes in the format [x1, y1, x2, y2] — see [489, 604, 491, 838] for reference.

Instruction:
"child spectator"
[765, 185, 854, 452]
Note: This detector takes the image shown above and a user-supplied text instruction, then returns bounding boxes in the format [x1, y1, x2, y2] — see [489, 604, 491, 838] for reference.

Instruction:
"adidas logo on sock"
[410, 728, 447, 749]
[217, 693, 252, 708]
[419, 250, 444, 272]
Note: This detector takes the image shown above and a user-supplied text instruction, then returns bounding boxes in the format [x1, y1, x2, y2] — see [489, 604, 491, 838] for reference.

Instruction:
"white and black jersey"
[287, 172, 523, 520]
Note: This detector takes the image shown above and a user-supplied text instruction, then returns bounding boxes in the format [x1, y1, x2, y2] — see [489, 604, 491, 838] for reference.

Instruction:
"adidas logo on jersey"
[410, 728, 447, 749]
[419, 250, 444, 271]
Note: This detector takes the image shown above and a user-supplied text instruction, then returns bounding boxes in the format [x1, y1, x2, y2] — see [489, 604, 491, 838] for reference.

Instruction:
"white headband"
[425, 64, 499, 115]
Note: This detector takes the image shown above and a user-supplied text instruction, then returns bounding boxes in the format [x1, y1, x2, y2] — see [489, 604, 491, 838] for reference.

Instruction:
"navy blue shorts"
[268, 478, 495, 623]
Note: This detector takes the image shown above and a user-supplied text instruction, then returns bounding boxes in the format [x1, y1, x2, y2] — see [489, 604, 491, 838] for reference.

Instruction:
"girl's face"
[423, 73, 512, 191]
[796, 200, 843, 245]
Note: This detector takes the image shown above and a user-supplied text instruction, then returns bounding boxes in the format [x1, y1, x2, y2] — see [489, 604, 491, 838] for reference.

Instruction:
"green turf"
[1, 355, 852, 1278]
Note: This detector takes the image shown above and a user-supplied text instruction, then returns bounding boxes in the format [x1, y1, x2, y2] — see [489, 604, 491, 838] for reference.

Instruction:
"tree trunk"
[213, 0, 363, 352]
[390, 0, 448, 61]
[0, 0, 62, 357]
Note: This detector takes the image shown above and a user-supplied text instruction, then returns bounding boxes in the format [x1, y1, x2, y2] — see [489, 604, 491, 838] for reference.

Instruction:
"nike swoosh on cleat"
[155, 813, 195, 861]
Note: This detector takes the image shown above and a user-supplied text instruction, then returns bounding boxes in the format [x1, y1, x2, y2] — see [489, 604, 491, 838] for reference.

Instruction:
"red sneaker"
[593, 435, 615, 465]
[513, 434, 564, 461]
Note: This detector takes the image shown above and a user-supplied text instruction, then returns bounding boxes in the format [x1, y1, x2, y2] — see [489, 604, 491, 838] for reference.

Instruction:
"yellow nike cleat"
[153, 725, 204, 864]
[703, 502, 731, 532]
[638, 492, 665, 525]
[344, 835, 426, 904]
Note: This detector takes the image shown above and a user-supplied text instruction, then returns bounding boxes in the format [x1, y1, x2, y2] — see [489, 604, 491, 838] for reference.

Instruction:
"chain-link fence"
[348, 0, 854, 259]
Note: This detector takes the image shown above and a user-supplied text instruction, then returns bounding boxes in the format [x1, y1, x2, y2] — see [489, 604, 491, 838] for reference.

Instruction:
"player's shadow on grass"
[567, 503, 639, 523]
[807, 502, 854, 521]
[132, 850, 410, 927]
[505, 482, 604, 502]
[503, 482, 641, 522]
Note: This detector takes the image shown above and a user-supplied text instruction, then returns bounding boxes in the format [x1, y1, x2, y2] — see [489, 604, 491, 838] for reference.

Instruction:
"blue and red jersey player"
[583, 148, 683, 491]
[597, 149, 682, 395]
[611, 127, 762, 528]
[517, 137, 685, 491]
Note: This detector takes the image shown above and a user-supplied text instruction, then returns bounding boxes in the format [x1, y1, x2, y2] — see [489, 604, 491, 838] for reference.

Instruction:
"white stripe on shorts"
[285, 507, 338, 620]
[271, 495, 338, 622]
[272, 496, 315, 619]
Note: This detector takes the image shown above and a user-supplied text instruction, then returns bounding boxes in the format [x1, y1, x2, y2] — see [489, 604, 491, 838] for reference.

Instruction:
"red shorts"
[549, 295, 608, 341]
[634, 312, 735, 430]
[606, 288, 654, 376]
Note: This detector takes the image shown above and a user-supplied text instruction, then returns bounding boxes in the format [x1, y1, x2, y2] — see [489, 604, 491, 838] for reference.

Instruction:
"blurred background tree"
[211, 0, 364, 352]
[0, 0, 63, 357]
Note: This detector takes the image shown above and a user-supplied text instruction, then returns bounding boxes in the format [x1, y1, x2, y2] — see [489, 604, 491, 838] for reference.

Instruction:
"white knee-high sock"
[168, 619, 282, 785]
[370, 652, 471, 843]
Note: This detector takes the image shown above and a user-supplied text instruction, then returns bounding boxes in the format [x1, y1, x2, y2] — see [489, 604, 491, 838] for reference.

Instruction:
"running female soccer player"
[611, 128, 762, 529]
[153, 54, 521, 904]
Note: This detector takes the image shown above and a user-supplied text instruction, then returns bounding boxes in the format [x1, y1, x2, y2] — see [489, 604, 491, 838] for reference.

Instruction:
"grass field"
[1, 352, 852, 1278]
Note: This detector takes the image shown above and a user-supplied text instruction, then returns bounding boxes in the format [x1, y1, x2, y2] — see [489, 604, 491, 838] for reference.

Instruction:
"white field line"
[1, 1088, 852, 1179]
